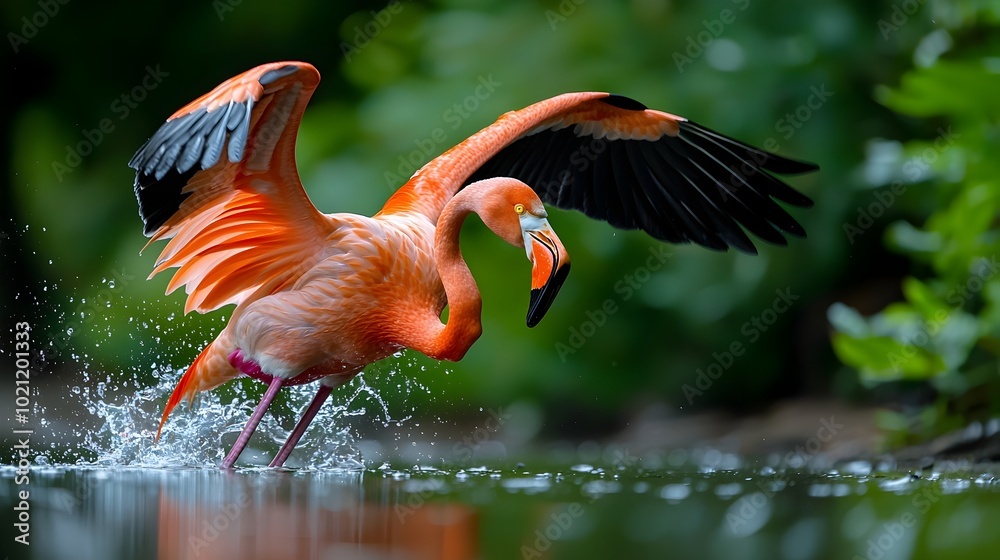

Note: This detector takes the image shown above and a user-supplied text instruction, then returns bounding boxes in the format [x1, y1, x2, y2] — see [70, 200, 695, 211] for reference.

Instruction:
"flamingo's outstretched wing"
[130, 62, 336, 313]
[385, 92, 816, 254]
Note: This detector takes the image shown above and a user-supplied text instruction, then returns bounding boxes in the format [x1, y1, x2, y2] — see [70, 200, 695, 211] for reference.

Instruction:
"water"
[77, 368, 378, 469]
[7, 357, 1000, 559]
[6, 262, 1000, 558]
[3, 460, 1000, 559]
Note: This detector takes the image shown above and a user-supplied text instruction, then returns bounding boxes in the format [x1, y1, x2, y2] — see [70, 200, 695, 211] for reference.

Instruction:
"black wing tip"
[769, 157, 820, 176]
[791, 193, 815, 209]
[129, 96, 254, 236]
[129, 66, 302, 238]
[732, 242, 759, 256]
[678, 120, 820, 176]
[259, 64, 300, 86]
[134, 168, 197, 236]
[687, 224, 810, 255]
[601, 94, 647, 111]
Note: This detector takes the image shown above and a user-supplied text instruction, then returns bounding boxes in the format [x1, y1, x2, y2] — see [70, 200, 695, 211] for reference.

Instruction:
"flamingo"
[131, 62, 817, 468]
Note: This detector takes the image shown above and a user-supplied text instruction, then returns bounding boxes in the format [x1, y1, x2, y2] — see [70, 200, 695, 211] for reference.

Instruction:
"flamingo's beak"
[523, 219, 570, 327]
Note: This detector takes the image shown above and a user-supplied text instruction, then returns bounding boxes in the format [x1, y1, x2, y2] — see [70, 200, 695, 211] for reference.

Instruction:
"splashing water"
[43, 286, 430, 469]
[50, 302, 436, 469]
[73, 362, 434, 469]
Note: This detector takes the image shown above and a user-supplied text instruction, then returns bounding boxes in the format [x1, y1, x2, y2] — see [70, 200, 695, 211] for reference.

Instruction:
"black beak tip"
[525, 263, 571, 328]
[526, 289, 543, 328]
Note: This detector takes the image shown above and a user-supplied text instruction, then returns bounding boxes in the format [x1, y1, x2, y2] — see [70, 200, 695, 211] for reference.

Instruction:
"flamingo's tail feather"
[156, 337, 237, 442]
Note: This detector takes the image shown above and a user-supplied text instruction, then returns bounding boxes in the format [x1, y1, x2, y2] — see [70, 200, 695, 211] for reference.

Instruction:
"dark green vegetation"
[828, 2, 1000, 446]
[2, 0, 999, 451]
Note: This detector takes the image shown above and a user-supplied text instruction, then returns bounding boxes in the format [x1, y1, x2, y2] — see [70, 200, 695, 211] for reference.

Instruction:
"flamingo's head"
[475, 179, 571, 327]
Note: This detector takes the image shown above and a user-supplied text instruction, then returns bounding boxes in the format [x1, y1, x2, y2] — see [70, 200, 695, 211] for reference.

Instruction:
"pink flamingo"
[130, 62, 816, 467]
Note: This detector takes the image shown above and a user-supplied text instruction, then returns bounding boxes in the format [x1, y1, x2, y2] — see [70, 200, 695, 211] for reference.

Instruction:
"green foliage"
[2, 0, 968, 429]
[830, 3, 1000, 443]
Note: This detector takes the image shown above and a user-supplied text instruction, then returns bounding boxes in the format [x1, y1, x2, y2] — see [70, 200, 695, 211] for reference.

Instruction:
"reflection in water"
[6, 467, 479, 560]
[156, 471, 476, 559]
[4, 463, 1000, 560]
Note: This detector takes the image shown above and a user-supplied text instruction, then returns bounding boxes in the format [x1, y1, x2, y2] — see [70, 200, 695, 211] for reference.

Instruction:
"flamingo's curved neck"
[429, 191, 484, 361]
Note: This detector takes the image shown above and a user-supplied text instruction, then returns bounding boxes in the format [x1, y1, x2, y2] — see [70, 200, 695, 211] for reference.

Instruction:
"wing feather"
[130, 61, 335, 314]
[382, 92, 816, 253]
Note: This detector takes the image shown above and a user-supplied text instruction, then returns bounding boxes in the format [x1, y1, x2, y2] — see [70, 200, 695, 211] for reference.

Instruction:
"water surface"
[3, 459, 1000, 559]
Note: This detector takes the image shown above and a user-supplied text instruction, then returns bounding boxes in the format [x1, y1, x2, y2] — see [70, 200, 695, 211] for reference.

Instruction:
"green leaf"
[831, 332, 947, 381]
[827, 303, 870, 338]
[901, 277, 947, 321]
[876, 60, 1000, 120]
[886, 221, 941, 256]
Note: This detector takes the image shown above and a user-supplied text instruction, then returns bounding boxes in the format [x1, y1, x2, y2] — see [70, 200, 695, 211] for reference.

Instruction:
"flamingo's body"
[131, 62, 816, 467]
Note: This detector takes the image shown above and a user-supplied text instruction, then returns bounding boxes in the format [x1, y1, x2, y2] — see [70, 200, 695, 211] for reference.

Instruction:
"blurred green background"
[2, 0, 999, 452]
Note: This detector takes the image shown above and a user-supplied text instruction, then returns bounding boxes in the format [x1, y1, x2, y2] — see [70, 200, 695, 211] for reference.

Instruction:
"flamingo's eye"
[514, 204, 525, 215]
